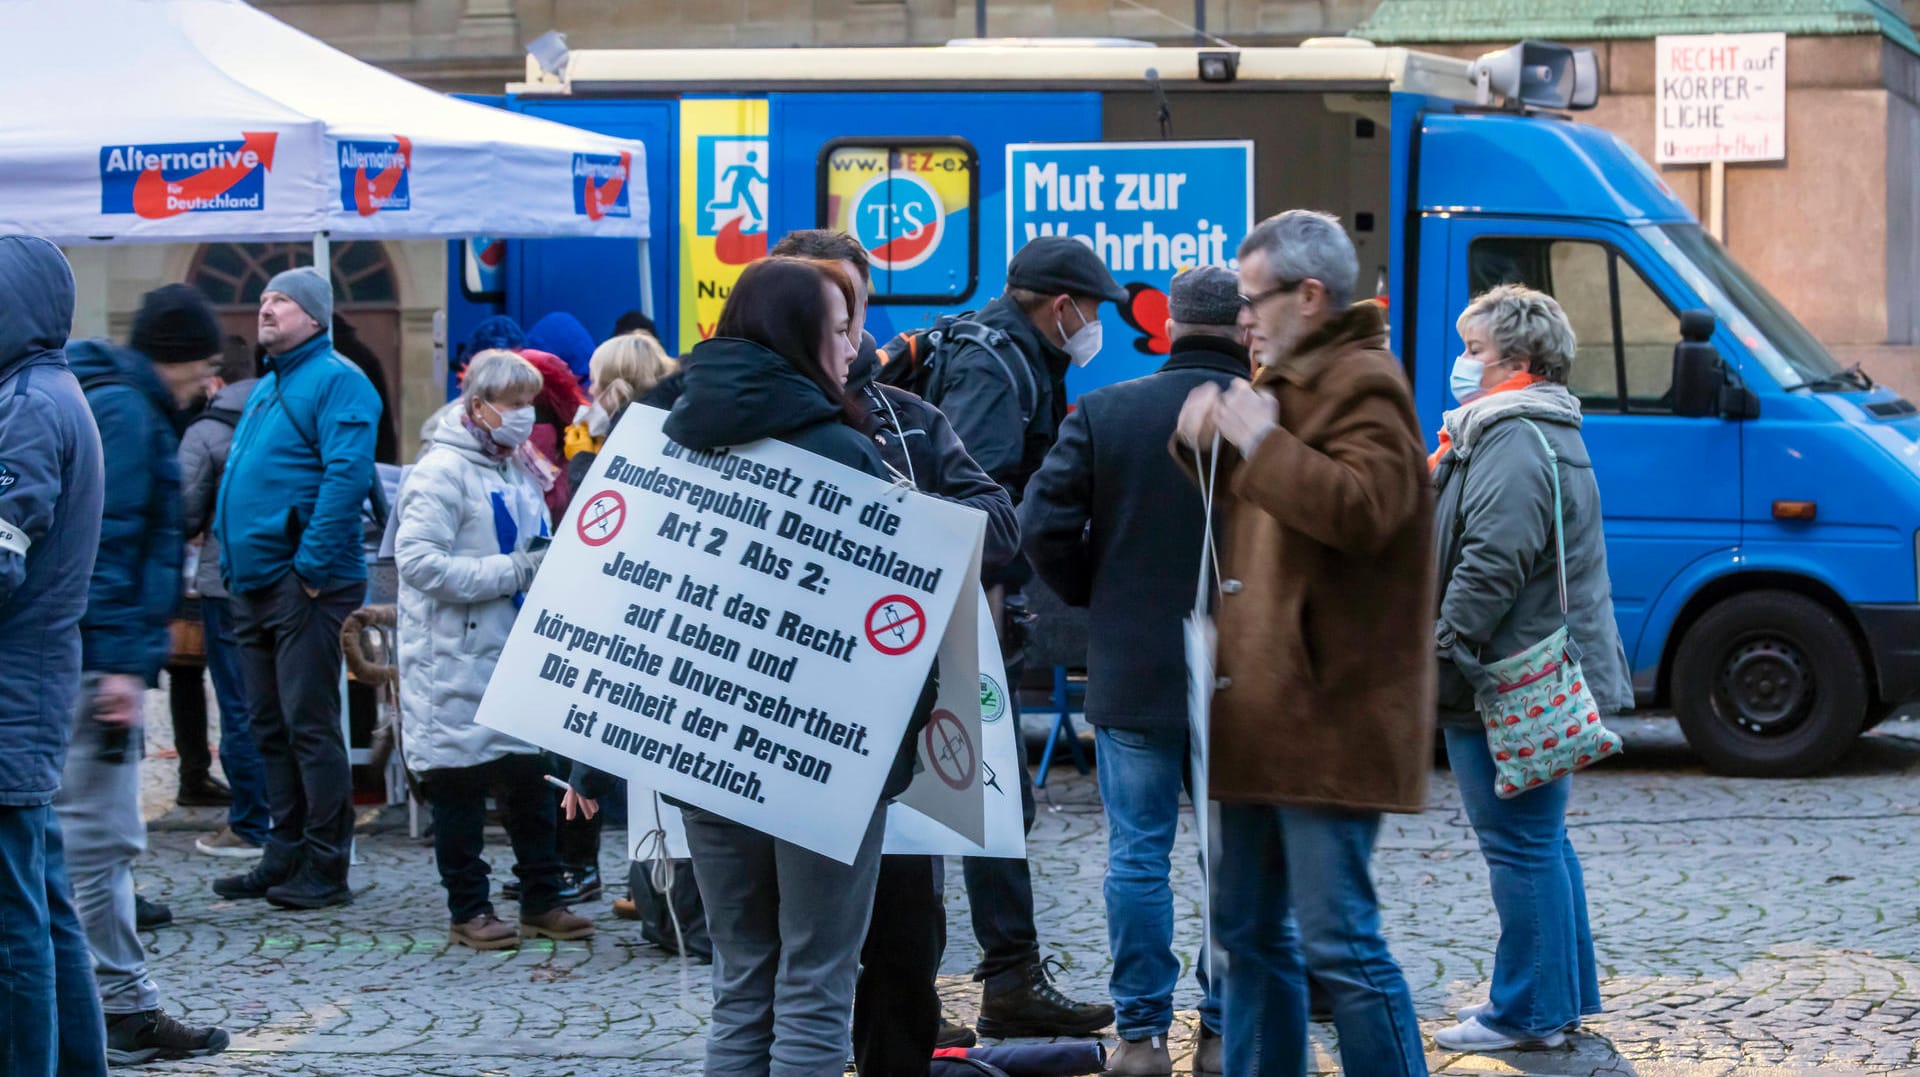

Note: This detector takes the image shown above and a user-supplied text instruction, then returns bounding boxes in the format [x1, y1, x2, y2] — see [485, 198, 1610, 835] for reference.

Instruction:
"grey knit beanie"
[263, 266, 333, 328]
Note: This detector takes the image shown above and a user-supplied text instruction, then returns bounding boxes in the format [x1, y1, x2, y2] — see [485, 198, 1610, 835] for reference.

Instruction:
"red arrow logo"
[132, 132, 277, 220]
[352, 136, 411, 217]
[582, 151, 630, 221]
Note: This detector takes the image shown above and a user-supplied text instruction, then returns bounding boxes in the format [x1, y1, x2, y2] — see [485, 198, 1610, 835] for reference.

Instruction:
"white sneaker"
[194, 828, 265, 859]
[1432, 1016, 1566, 1051]
[1456, 1003, 1582, 1033]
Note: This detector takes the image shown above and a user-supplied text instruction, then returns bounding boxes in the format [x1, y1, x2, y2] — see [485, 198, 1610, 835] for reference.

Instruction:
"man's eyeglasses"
[1238, 279, 1305, 308]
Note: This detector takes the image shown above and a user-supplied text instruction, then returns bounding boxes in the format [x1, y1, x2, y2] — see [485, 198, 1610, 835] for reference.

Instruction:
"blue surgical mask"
[1449, 353, 1487, 405]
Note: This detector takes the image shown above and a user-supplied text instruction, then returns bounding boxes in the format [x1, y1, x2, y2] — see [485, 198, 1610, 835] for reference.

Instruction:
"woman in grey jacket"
[395, 350, 591, 951]
[1429, 285, 1633, 1052]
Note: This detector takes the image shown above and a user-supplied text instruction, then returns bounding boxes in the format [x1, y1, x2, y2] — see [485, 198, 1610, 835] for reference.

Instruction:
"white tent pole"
[638, 238, 654, 320]
[312, 231, 330, 275]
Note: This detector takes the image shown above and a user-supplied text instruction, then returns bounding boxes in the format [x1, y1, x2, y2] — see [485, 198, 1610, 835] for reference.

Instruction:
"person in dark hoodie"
[571, 257, 919, 1077]
[0, 235, 109, 1076]
[64, 283, 232, 1065]
[771, 230, 1019, 1074]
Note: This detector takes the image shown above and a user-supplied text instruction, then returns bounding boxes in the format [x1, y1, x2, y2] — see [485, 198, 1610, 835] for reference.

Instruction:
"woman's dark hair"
[715, 258, 866, 430]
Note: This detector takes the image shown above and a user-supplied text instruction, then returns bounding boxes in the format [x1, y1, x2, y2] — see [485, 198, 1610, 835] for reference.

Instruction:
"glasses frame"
[1238, 278, 1307, 309]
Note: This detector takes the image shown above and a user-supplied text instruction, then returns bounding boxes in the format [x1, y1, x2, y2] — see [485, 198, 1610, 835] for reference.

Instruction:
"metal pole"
[1707, 160, 1727, 242]
[975, 0, 986, 38]
[311, 230, 331, 273]
[1194, 0, 1204, 43]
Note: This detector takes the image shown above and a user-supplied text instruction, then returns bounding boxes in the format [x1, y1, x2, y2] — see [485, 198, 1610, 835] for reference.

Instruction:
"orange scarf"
[1427, 372, 1543, 472]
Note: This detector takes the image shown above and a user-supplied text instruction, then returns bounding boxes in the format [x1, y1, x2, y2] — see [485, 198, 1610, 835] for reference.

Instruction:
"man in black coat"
[1019, 266, 1250, 1077]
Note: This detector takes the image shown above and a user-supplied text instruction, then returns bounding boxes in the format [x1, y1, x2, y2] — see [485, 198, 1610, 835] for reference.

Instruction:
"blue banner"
[1005, 141, 1253, 393]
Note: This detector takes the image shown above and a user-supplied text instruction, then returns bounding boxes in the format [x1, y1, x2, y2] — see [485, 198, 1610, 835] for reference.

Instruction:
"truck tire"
[1672, 590, 1866, 777]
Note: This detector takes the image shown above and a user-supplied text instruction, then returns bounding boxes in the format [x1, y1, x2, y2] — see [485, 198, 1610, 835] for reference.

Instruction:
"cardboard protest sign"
[628, 588, 1027, 863]
[476, 406, 984, 864]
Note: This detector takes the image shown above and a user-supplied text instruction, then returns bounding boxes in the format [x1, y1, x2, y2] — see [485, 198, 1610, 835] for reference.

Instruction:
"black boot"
[935, 1020, 977, 1048]
[104, 1009, 231, 1065]
[134, 895, 172, 931]
[504, 865, 598, 904]
[212, 851, 299, 901]
[175, 774, 232, 807]
[976, 957, 1113, 1039]
[265, 862, 352, 910]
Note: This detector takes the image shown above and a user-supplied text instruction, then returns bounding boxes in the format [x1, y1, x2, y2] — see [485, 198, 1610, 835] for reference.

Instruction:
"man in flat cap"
[211, 266, 381, 913]
[1018, 266, 1249, 1075]
[920, 236, 1124, 1038]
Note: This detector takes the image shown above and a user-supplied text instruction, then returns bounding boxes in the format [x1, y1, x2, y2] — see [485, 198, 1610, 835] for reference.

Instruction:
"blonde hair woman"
[563, 331, 675, 461]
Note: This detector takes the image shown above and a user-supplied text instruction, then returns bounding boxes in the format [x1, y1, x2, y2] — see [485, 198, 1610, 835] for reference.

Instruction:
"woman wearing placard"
[1429, 285, 1631, 1051]
[571, 257, 931, 1077]
[394, 349, 594, 950]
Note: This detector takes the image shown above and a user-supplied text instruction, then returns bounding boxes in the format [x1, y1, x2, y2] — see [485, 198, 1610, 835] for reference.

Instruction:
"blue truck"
[454, 40, 1920, 776]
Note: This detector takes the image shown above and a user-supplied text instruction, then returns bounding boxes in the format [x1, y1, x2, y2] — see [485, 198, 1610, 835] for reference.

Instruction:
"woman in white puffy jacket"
[395, 349, 593, 950]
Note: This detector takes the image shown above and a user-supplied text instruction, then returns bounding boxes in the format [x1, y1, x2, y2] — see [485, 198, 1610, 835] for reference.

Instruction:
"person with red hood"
[511, 348, 585, 520]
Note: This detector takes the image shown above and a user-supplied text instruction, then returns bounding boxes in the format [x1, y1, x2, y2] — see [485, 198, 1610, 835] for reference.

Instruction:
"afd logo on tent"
[338, 137, 413, 216]
[100, 133, 277, 219]
[572, 151, 631, 221]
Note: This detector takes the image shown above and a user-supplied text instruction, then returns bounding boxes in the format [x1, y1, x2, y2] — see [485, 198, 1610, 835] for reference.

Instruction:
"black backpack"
[879, 313, 1036, 426]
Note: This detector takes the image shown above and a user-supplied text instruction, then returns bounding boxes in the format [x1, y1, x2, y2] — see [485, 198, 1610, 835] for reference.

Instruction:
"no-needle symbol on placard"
[865, 594, 927, 656]
[577, 490, 627, 547]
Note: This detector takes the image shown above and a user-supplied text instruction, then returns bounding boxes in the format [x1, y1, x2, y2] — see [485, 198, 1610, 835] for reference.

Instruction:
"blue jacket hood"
[66, 339, 176, 419]
[525, 312, 596, 383]
[0, 235, 76, 382]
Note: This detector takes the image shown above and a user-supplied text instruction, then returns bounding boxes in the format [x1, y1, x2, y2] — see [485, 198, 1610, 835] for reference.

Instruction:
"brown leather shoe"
[449, 913, 519, 951]
[612, 897, 640, 921]
[520, 905, 594, 940]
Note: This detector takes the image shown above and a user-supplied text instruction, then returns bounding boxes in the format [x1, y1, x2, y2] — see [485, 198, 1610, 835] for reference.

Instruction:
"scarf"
[1427, 371, 1545, 471]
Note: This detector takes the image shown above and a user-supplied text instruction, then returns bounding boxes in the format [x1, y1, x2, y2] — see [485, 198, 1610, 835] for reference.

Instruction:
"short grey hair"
[462, 348, 543, 404]
[1237, 210, 1358, 308]
[1169, 322, 1244, 344]
[1457, 284, 1577, 385]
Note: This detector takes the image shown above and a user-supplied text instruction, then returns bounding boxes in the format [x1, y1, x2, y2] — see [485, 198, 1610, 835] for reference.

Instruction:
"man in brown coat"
[1175, 210, 1433, 1077]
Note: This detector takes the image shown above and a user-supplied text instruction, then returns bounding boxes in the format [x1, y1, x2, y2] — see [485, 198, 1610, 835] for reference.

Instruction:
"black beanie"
[130, 284, 222, 365]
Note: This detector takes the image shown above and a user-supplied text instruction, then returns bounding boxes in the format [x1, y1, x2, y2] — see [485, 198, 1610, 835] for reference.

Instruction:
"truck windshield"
[1642, 223, 1848, 389]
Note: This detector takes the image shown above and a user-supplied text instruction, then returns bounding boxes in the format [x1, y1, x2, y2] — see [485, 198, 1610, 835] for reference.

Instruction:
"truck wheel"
[1672, 591, 1867, 777]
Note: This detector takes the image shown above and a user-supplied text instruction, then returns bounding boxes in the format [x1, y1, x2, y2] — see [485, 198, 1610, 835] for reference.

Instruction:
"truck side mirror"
[1672, 309, 1723, 418]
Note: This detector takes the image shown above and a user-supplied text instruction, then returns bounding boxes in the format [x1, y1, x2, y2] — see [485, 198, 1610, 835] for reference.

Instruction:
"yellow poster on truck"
[678, 98, 770, 354]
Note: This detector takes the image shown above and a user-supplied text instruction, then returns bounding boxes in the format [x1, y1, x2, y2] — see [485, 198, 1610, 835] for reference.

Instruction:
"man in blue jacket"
[212, 267, 381, 911]
[1019, 267, 1249, 1076]
[0, 235, 109, 1076]
[63, 283, 231, 1065]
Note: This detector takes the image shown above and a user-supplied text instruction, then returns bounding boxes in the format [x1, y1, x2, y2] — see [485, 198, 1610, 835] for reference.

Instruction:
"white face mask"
[489, 403, 536, 447]
[1449, 354, 1487, 405]
[1057, 302, 1103, 368]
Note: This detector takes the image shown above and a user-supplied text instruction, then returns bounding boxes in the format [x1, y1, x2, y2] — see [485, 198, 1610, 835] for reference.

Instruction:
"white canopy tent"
[0, 0, 649, 248]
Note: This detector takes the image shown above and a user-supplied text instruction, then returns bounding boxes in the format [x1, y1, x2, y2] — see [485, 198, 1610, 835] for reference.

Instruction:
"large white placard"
[1656, 33, 1786, 164]
[475, 406, 983, 864]
[628, 589, 1028, 862]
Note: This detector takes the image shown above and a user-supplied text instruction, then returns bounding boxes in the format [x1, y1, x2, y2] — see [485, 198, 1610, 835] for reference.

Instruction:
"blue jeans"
[1095, 725, 1220, 1040]
[0, 805, 108, 1076]
[202, 598, 269, 845]
[1443, 727, 1601, 1038]
[1214, 804, 1426, 1077]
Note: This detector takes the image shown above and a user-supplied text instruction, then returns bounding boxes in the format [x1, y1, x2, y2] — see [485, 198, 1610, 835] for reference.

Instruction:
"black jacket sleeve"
[1017, 402, 1096, 607]
[917, 402, 1019, 575]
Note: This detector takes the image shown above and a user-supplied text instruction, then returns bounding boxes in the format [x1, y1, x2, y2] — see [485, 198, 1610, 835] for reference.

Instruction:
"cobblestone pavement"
[124, 699, 1920, 1076]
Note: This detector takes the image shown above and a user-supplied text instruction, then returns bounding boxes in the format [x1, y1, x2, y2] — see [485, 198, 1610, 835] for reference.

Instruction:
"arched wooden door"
[188, 241, 402, 462]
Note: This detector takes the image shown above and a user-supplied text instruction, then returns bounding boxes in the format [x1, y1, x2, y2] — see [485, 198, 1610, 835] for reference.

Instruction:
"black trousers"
[231, 573, 361, 882]
[420, 753, 565, 923]
[854, 853, 943, 1077]
[168, 661, 211, 784]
